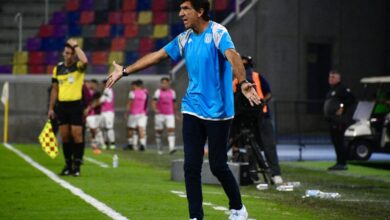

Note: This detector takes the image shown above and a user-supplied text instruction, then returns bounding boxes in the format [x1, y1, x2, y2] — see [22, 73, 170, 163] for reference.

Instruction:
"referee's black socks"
[73, 142, 85, 166]
[62, 142, 73, 168]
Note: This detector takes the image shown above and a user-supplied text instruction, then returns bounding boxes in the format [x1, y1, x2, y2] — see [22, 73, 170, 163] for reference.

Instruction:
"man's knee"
[184, 162, 202, 177]
[209, 163, 229, 177]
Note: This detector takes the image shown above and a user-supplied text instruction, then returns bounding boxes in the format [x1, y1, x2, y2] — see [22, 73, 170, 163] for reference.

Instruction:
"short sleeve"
[128, 91, 135, 100]
[77, 61, 87, 72]
[51, 66, 58, 83]
[259, 75, 271, 94]
[153, 90, 160, 100]
[172, 90, 176, 101]
[218, 32, 235, 55]
[163, 36, 182, 62]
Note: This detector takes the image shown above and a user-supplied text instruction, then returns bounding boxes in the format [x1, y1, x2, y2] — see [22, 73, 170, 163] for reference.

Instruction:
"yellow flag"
[38, 120, 59, 159]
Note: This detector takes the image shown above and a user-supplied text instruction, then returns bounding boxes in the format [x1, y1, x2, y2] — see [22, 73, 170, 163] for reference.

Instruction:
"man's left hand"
[241, 82, 261, 106]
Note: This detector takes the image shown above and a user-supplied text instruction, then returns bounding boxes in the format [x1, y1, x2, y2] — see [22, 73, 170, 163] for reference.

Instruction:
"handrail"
[170, 0, 259, 81]
[14, 13, 23, 52]
[236, 0, 259, 20]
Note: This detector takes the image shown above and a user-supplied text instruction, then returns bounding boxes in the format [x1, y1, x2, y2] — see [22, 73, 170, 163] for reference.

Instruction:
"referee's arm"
[67, 38, 88, 67]
[48, 82, 58, 119]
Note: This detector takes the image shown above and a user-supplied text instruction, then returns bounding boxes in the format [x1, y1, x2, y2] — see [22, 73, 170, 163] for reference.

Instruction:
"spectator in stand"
[126, 80, 149, 151]
[152, 77, 179, 154]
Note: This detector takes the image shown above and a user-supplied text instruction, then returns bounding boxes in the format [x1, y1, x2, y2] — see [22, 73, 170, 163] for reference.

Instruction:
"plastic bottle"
[276, 185, 294, 191]
[112, 154, 119, 168]
[305, 190, 321, 197]
[256, 183, 269, 190]
[286, 182, 301, 187]
[305, 190, 340, 198]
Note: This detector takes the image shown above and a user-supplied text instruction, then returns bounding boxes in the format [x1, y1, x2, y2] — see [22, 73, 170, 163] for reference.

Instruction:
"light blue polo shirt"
[164, 21, 235, 120]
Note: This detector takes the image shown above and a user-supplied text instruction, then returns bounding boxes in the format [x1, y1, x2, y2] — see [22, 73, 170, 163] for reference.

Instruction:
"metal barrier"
[272, 100, 330, 160]
[14, 12, 23, 52]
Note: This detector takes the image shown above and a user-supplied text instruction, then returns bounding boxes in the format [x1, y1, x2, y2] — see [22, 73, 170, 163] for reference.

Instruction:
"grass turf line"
[2, 144, 390, 219]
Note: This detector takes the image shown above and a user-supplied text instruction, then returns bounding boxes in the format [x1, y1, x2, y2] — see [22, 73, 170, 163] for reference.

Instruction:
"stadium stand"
[0, 0, 234, 74]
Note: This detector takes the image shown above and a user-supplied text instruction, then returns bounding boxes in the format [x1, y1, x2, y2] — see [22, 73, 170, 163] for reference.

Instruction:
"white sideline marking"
[170, 190, 256, 220]
[84, 156, 110, 168]
[3, 143, 129, 220]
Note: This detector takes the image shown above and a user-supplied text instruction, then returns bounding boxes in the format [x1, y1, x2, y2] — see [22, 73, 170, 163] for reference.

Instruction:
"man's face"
[328, 73, 341, 86]
[161, 80, 170, 90]
[179, 1, 202, 29]
[63, 47, 75, 63]
[90, 82, 98, 91]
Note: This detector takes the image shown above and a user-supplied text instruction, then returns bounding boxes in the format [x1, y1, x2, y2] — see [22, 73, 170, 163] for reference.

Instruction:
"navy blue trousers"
[182, 114, 242, 220]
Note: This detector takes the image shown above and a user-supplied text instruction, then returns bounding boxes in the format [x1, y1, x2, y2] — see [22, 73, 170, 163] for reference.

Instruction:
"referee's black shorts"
[57, 100, 84, 126]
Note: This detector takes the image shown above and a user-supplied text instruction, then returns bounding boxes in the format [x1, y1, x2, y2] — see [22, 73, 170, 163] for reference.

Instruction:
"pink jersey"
[129, 88, 148, 114]
[154, 88, 176, 115]
[100, 88, 115, 113]
[87, 89, 98, 116]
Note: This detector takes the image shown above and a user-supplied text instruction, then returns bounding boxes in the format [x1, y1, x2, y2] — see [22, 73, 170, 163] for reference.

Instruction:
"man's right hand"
[48, 109, 55, 120]
[106, 61, 124, 88]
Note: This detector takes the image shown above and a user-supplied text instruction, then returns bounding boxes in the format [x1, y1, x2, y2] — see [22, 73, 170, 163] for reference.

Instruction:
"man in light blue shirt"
[106, 1, 260, 219]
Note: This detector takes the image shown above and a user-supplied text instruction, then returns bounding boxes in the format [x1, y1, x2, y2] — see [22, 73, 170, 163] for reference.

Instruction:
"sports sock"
[168, 132, 175, 151]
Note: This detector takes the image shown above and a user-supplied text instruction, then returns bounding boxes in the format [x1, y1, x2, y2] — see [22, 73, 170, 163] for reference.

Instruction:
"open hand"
[241, 82, 261, 106]
[106, 61, 123, 88]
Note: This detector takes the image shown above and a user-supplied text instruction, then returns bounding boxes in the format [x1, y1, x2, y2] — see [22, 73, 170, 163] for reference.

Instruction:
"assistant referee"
[48, 38, 88, 176]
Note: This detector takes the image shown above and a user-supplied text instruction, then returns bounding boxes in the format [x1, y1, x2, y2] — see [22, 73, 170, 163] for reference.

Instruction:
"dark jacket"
[324, 82, 356, 124]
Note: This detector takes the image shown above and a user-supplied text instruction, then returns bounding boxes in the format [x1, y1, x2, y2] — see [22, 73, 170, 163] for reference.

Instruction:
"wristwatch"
[122, 67, 129, 76]
[238, 79, 250, 89]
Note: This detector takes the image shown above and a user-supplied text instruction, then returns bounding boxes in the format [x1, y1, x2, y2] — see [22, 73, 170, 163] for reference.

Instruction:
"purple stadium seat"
[26, 37, 41, 51]
[45, 51, 60, 65]
[92, 65, 108, 74]
[53, 25, 68, 37]
[80, 0, 93, 10]
[50, 11, 67, 24]
[0, 65, 12, 74]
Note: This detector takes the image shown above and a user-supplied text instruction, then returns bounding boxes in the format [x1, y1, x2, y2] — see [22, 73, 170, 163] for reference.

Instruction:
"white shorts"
[86, 115, 102, 129]
[127, 114, 148, 128]
[101, 111, 115, 129]
[155, 114, 175, 130]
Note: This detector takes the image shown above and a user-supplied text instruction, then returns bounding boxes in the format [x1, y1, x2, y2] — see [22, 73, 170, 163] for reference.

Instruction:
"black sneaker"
[60, 166, 72, 176]
[125, 144, 134, 151]
[169, 149, 177, 155]
[139, 145, 145, 151]
[72, 166, 80, 177]
[327, 164, 348, 171]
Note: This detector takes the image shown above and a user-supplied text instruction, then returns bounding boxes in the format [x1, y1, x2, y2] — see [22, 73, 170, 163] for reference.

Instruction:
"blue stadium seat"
[67, 11, 80, 24]
[69, 25, 82, 36]
[125, 51, 139, 64]
[137, 0, 150, 11]
[110, 24, 125, 37]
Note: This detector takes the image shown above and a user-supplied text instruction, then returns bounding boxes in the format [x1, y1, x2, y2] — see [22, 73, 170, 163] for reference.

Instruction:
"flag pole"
[3, 99, 8, 143]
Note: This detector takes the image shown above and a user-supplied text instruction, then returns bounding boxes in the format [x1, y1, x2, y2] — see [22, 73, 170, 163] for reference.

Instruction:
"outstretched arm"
[106, 49, 169, 88]
[225, 49, 261, 106]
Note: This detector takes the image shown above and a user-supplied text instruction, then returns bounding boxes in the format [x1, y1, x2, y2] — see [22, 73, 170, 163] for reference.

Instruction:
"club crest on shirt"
[204, 33, 212, 44]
